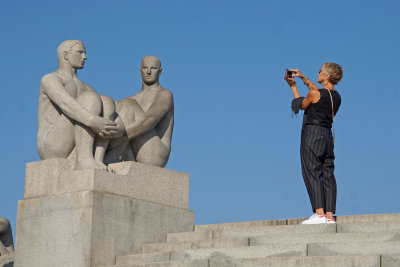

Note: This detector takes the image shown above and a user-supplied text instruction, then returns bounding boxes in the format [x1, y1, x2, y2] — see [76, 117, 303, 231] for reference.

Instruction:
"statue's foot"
[96, 160, 115, 173]
[74, 159, 108, 171]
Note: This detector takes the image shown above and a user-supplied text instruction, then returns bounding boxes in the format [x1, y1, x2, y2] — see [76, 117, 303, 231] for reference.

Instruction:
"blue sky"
[1, 0, 399, 233]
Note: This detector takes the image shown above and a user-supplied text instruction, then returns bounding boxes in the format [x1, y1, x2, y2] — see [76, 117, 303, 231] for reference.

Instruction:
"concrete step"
[214, 223, 336, 239]
[308, 241, 400, 256]
[100, 255, 400, 267]
[142, 237, 249, 253]
[169, 244, 306, 261]
[169, 221, 400, 243]
[195, 213, 400, 231]
[117, 244, 306, 264]
[143, 231, 400, 254]
[104, 259, 208, 267]
[251, 231, 400, 246]
[116, 251, 170, 265]
[166, 230, 212, 243]
[338, 221, 400, 233]
[166, 224, 336, 243]
[209, 255, 382, 267]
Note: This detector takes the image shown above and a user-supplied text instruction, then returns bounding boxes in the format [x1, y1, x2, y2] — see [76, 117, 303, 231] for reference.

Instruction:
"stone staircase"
[100, 213, 400, 267]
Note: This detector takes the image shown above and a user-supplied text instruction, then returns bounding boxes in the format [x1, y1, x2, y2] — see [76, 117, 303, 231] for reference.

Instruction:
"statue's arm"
[125, 90, 173, 139]
[41, 74, 96, 127]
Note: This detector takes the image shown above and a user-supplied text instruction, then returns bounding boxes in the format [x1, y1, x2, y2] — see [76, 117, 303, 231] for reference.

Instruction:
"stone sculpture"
[37, 41, 173, 169]
[0, 217, 13, 256]
[103, 56, 174, 167]
[37, 40, 124, 170]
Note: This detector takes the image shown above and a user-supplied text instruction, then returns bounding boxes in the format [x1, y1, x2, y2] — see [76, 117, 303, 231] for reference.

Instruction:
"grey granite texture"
[0, 253, 14, 267]
[141, 238, 249, 254]
[37, 40, 124, 170]
[166, 231, 213, 243]
[208, 255, 381, 267]
[0, 218, 13, 257]
[105, 56, 174, 168]
[14, 190, 193, 267]
[24, 158, 189, 209]
[307, 241, 400, 256]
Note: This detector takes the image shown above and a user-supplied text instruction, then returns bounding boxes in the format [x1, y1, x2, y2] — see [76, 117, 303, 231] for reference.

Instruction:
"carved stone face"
[140, 59, 161, 85]
[67, 43, 87, 69]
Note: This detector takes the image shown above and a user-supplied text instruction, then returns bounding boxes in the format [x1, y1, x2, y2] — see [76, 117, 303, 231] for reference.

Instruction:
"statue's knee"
[101, 95, 116, 119]
[136, 150, 169, 167]
[77, 91, 102, 115]
[119, 98, 142, 115]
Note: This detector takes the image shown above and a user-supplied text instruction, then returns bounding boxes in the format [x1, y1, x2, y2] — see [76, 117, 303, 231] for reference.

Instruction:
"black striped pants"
[300, 124, 337, 214]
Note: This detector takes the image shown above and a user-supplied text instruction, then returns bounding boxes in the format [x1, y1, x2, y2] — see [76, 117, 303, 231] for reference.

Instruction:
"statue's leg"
[94, 95, 116, 165]
[0, 218, 13, 255]
[104, 98, 143, 164]
[74, 91, 107, 170]
[37, 114, 75, 159]
[132, 130, 171, 167]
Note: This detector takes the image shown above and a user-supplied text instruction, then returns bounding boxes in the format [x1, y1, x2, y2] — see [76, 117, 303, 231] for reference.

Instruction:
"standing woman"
[284, 63, 343, 224]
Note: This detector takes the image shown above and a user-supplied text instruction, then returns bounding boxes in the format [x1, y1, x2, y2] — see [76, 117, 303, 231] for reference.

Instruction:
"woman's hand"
[289, 69, 304, 79]
[284, 76, 296, 88]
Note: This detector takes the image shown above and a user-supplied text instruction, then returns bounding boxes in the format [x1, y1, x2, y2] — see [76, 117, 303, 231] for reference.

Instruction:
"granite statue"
[0, 217, 13, 256]
[37, 40, 124, 170]
[37, 41, 172, 169]
[104, 56, 174, 167]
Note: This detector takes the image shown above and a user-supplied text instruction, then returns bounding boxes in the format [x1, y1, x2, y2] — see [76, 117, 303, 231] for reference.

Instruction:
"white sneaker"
[327, 218, 336, 224]
[301, 214, 327, 224]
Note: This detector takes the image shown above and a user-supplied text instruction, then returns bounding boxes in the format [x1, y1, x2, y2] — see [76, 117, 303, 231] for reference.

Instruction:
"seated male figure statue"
[105, 56, 173, 167]
[37, 40, 123, 170]
[0, 217, 13, 256]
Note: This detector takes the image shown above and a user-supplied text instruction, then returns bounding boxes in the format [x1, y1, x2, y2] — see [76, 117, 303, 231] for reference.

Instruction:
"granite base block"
[14, 191, 193, 267]
[25, 159, 189, 209]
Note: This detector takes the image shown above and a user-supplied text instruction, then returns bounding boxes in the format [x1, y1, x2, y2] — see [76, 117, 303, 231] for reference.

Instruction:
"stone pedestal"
[14, 159, 194, 267]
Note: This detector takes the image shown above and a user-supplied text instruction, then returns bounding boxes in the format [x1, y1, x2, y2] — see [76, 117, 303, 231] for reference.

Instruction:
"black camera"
[285, 68, 294, 78]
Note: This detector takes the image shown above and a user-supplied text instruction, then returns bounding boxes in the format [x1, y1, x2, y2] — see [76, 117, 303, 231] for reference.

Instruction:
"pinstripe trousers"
[300, 124, 337, 214]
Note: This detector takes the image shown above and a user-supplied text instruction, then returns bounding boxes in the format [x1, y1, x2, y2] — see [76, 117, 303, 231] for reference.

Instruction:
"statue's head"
[57, 40, 87, 69]
[140, 56, 162, 85]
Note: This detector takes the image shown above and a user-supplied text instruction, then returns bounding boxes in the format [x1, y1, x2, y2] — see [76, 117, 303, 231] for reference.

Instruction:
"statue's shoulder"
[159, 86, 173, 98]
[41, 72, 63, 86]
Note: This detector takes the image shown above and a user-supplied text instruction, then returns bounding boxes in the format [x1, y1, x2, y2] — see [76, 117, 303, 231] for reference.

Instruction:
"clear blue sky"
[1, 0, 399, 233]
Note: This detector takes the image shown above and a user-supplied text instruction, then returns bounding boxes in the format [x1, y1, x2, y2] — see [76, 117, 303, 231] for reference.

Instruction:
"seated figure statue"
[0, 218, 13, 256]
[37, 40, 123, 170]
[104, 56, 173, 167]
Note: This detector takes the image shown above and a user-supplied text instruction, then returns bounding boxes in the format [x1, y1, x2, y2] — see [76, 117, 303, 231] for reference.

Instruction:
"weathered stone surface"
[213, 224, 336, 239]
[25, 159, 189, 209]
[166, 231, 212, 243]
[194, 219, 287, 232]
[0, 253, 14, 267]
[338, 221, 400, 233]
[336, 213, 400, 224]
[105, 259, 208, 267]
[381, 254, 400, 267]
[116, 251, 170, 265]
[307, 241, 400, 256]
[250, 232, 400, 246]
[104, 55, 174, 168]
[209, 255, 380, 267]
[170, 244, 306, 261]
[142, 238, 249, 253]
[15, 191, 194, 267]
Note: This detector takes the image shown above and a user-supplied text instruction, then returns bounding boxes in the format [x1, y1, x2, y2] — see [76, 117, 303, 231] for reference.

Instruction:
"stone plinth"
[14, 159, 194, 267]
[24, 159, 189, 209]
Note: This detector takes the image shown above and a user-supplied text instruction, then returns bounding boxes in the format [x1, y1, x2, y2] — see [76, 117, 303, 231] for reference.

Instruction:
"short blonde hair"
[321, 62, 343, 85]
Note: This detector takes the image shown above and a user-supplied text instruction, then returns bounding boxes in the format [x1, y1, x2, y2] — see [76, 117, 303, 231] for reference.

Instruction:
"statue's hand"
[89, 116, 117, 137]
[103, 120, 125, 139]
